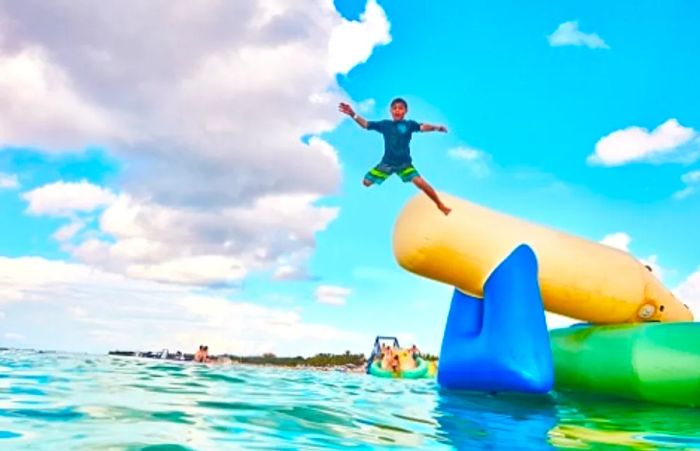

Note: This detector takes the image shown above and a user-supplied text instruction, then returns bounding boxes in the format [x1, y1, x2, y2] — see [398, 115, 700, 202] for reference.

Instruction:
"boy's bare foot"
[438, 204, 452, 216]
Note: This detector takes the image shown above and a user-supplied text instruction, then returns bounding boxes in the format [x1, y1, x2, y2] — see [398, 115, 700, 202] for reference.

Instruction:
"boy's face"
[390, 102, 407, 121]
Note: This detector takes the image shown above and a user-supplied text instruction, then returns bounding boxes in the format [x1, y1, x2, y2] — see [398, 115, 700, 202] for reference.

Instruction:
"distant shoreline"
[107, 349, 438, 375]
[107, 349, 370, 372]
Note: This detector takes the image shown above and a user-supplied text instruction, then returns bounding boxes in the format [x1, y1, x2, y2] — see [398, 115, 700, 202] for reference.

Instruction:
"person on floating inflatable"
[338, 98, 452, 216]
[193, 345, 210, 363]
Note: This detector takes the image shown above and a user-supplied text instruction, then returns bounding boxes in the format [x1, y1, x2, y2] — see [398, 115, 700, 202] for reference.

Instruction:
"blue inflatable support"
[437, 244, 554, 393]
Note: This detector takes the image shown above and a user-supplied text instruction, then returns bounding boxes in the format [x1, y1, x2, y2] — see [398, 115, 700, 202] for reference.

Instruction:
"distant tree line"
[109, 349, 439, 366]
[220, 350, 367, 367]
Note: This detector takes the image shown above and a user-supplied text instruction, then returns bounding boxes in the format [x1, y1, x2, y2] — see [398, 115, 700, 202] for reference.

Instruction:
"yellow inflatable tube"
[393, 193, 692, 324]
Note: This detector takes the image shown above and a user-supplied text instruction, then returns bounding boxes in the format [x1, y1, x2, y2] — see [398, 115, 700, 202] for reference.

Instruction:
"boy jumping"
[339, 98, 451, 215]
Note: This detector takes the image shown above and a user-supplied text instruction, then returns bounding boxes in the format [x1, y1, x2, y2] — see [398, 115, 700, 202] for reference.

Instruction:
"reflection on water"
[437, 388, 700, 450]
[1, 350, 699, 450]
[549, 391, 700, 450]
[435, 389, 559, 450]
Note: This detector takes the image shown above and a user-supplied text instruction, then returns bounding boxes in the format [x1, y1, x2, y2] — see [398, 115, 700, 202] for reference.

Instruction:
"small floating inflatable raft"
[368, 357, 432, 379]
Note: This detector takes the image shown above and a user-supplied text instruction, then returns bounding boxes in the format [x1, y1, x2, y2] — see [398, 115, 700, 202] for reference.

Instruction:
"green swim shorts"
[365, 162, 420, 185]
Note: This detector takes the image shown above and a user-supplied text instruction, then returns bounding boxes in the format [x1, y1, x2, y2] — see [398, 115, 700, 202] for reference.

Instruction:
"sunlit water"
[2, 350, 700, 450]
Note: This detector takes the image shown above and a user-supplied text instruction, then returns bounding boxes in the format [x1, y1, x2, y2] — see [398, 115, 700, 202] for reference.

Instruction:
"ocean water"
[1, 351, 700, 450]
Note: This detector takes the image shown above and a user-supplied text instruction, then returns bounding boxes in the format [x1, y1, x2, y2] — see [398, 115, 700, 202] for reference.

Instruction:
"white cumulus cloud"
[272, 248, 314, 281]
[447, 145, 491, 178]
[588, 119, 700, 166]
[547, 21, 609, 49]
[0, 256, 364, 355]
[600, 232, 631, 252]
[63, 192, 339, 286]
[22, 180, 116, 216]
[0, 172, 19, 189]
[328, 0, 391, 74]
[52, 220, 85, 242]
[126, 255, 247, 286]
[315, 285, 351, 306]
[2, 0, 391, 286]
[0, 46, 125, 151]
[673, 170, 700, 200]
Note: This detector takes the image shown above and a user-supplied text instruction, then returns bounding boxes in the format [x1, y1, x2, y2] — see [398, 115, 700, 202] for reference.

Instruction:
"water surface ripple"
[1, 350, 699, 450]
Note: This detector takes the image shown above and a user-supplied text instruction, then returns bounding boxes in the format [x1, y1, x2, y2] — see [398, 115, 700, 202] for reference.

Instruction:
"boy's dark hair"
[390, 97, 408, 109]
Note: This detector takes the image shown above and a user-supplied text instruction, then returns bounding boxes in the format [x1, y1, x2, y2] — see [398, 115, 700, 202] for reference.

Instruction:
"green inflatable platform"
[550, 322, 700, 406]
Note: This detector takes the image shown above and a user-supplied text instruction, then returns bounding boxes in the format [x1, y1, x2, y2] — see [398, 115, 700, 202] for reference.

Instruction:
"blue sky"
[0, 0, 699, 356]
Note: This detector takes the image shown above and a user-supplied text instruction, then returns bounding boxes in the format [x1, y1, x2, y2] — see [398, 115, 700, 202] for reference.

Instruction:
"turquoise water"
[2, 350, 700, 450]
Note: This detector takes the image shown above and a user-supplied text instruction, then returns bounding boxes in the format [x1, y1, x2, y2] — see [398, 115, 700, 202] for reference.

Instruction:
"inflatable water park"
[369, 192, 699, 408]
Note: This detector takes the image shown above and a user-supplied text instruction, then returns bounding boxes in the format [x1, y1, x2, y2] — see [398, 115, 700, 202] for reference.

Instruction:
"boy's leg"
[363, 164, 391, 187]
[412, 175, 452, 215]
[396, 165, 451, 215]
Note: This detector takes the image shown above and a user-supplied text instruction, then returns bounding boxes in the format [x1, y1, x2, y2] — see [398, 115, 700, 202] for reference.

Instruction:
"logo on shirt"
[397, 122, 408, 134]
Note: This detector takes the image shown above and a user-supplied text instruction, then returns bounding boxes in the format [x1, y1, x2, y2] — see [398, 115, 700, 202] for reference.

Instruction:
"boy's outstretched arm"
[338, 102, 369, 129]
[420, 123, 448, 133]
